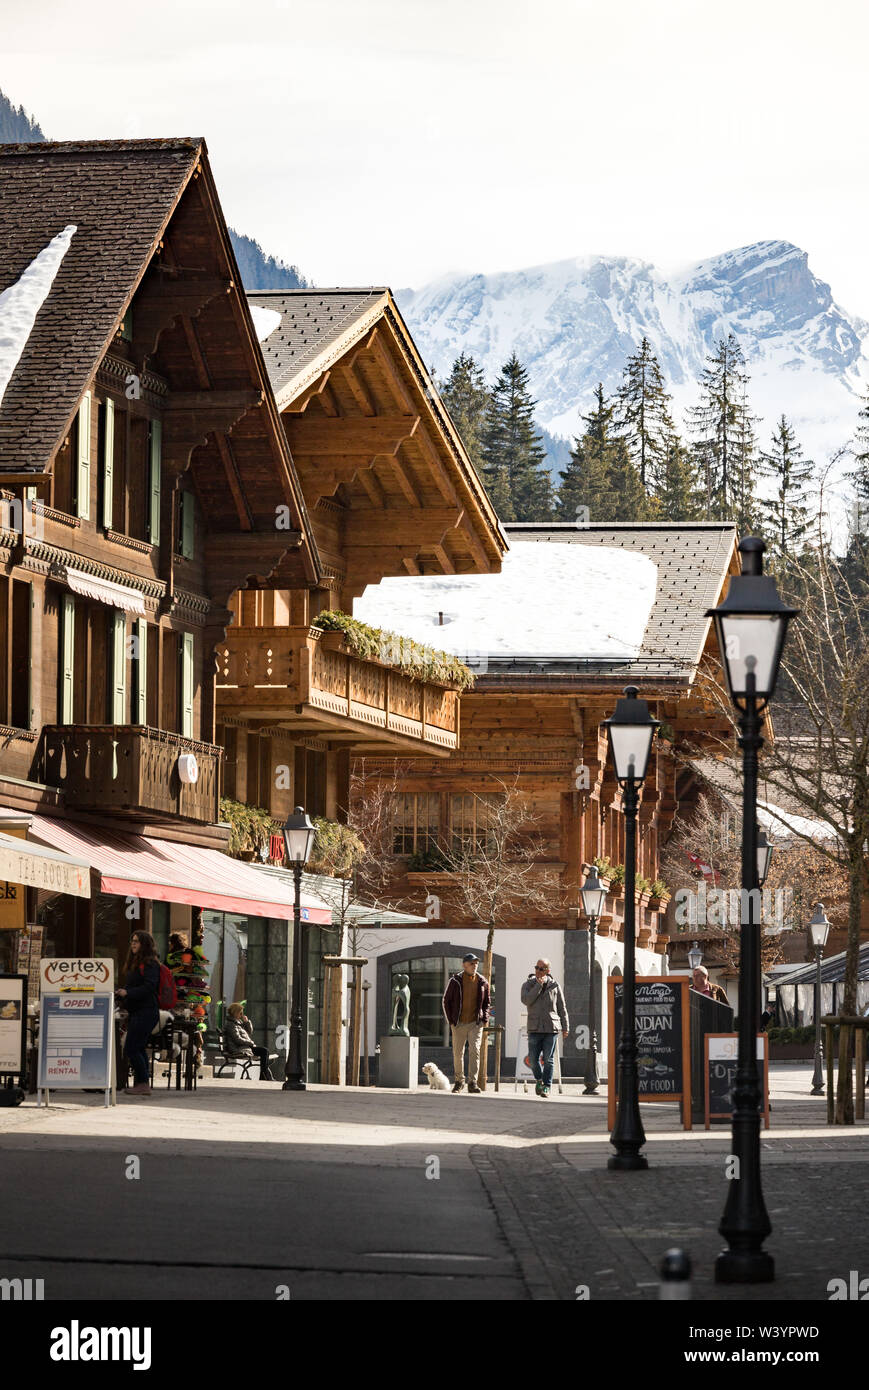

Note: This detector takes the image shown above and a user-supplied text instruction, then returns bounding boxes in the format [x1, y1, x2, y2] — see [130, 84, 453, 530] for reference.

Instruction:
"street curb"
[469, 1144, 560, 1301]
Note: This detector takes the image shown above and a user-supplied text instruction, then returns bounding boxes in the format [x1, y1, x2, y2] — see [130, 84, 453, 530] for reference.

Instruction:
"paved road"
[1, 1065, 867, 1302]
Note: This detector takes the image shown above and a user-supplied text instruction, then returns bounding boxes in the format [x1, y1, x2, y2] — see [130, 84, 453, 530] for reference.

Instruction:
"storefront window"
[390, 956, 463, 1045]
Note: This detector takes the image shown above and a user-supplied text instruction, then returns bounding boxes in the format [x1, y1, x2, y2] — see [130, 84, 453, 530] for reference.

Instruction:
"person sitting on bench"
[224, 1003, 275, 1080]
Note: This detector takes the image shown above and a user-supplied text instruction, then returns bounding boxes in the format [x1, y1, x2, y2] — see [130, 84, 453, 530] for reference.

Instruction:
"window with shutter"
[111, 611, 127, 725]
[132, 617, 147, 725]
[148, 419, 161, 545]
[10, 580, 32, 730]
[76, 392, 91, 520]
[60, 593, 75, 724]
[180, 631, 194, 737]
[101, 397, 114, 530]
[180, 489, 194, 559]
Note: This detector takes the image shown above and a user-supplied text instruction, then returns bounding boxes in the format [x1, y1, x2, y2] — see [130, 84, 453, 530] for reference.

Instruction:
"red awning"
[23, 813, 332, 924]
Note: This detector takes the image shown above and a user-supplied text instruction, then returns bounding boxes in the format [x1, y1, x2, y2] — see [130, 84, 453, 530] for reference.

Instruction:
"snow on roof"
[249, 303, 282, 343]
[0, 224, 76, 409]
[355, 543, 658, 658]
[757, 801, 838, 842]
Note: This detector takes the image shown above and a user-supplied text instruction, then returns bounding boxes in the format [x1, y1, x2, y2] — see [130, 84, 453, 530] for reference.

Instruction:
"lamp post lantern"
[756, 827, 774, 888]
[706, 535, 798, 1283]
[581, 865, 607, 1095]
[687, 940, 704, 972]
[809, 903, 830, 1096]
[603, 684, 659, 1170]
[282, 805, 316, 1091]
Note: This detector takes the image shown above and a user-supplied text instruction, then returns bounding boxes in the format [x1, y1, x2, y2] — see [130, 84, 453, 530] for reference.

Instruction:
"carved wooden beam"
[285, 415, 420, 455]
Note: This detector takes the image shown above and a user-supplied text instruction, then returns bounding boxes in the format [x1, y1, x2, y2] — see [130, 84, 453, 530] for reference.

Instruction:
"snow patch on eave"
[0, 225, 77, 409]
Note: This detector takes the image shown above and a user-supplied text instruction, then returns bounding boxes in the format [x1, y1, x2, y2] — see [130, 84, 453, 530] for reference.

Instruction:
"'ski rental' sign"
[37, 958, 115, 1106]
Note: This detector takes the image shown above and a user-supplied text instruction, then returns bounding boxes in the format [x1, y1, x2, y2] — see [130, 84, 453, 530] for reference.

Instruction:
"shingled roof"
[504, 523, 739, 680]
[248, 289, 389, 408]
[0, 138, 202, 471]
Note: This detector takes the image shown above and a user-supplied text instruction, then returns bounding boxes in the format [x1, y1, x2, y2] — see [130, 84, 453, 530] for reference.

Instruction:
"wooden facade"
[215, 290, 506, 822]
[0, 139, 318, 848]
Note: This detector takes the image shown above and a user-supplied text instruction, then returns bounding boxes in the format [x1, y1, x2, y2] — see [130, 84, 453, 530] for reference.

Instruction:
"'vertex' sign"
[40, 959, 113, 992]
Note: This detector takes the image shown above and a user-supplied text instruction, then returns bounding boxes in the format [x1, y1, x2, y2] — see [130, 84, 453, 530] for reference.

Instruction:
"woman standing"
[117, 931, 160, 1096]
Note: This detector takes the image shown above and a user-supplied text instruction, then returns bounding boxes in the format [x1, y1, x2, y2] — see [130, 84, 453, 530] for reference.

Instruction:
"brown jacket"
[442, 972, 490, 1027]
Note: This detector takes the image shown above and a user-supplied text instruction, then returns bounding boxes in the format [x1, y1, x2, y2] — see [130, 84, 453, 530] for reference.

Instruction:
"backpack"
[157, 962, 178, 1010]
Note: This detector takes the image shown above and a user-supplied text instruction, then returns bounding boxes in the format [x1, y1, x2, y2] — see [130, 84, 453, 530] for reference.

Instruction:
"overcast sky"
[4, 0, 869, 311]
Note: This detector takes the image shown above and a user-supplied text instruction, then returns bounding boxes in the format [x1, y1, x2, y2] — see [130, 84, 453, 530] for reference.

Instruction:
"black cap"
[462, 953, 479, 963]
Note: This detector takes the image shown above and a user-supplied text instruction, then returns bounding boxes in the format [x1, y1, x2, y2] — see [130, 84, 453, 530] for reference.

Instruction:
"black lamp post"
[603, 684, 659, 1170]
[706, 535, 798, 1283]
[282, 805, 316, 1092]
[581, 865, 607, 1095]
[809, 903, 830, 1096]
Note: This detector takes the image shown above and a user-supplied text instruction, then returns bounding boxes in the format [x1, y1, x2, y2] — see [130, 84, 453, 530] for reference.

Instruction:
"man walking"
[442, 953, 490, 1093]
[521, 957, 569, 1098]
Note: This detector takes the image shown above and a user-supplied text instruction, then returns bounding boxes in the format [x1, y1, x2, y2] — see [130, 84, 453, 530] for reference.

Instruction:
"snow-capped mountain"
[397, 241, 869, 482]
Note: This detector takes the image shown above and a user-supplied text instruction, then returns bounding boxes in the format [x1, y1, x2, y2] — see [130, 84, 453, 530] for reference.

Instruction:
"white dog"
[422, 1062, 451, 1091]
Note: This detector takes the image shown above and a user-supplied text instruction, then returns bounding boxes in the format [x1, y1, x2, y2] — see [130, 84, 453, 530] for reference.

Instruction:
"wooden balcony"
[216, 626, 460, 755]
[40, 726, 222, 824]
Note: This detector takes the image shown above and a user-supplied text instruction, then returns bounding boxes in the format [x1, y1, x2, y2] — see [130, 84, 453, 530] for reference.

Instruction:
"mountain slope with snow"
[397, 241, 869, 480]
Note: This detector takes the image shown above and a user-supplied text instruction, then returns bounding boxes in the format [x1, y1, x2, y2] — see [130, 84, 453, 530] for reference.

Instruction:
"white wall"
[361, 926, 663, 1064]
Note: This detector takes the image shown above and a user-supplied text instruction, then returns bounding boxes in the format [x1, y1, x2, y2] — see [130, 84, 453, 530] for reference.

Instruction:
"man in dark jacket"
[442, 954, 490, 1093]
[520, 957, 569, 1098]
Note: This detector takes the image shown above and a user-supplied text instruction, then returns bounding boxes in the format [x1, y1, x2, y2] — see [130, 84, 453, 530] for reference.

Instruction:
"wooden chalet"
[351, 522, 740, 1075]
[0, 138, 333, 998]
[215, 288, 506, 822]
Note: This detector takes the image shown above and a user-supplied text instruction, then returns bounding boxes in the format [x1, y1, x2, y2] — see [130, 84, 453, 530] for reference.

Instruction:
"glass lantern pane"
[608, 723, 654, 781]
[718, 614, 784, 698]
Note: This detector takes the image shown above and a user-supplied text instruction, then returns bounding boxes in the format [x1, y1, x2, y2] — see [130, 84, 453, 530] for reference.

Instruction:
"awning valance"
[0, 830, 91, 898]
[65, 568, 147, 616]
[21, 814, 332, 923]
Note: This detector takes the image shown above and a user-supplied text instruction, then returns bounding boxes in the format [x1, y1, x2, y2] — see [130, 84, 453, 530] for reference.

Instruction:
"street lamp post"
[581, 865, 607, 1095]
[706, 535, 798, 1283]
[809, 903, 830, 1096]
[603, 685, 660, 1170]
[282, 806, 316, 1092]
[688, 940, 704, 972]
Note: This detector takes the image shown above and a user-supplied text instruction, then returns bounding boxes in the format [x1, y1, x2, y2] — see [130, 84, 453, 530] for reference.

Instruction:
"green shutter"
[181, 632, 194, 737]
[111, 611, 127, 725]
[134, 618, 147, 725]
[148, 419, 161, 545]
[60, 594, 75, 724]
[101, 397, 114, 530]
[76, 392, 91, 520]
[181, 489, 194, 559]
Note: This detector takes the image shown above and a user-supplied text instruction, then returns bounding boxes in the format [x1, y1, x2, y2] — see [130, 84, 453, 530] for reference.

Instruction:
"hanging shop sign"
[0, 974, 27, 1077]
[37, 957, 115, 1105]
[608, 975, 692, 1131]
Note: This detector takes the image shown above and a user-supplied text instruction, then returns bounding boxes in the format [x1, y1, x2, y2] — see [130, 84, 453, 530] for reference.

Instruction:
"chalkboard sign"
[607, 976, 691, 1130]
[705, 1034, 769, 1128]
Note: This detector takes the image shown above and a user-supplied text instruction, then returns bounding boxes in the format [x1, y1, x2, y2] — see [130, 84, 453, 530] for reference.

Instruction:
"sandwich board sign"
[705, 1033, 769, 1129]
[607, 975, 692, 1130]
[37, 958, 115, 1106]
[0, 974, 27, 1079]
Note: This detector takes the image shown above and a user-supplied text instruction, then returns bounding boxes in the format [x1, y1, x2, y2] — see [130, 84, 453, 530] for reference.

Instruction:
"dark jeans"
[528, 1032, 558, 1088]
[125, 1008, 159, 1086]
[231, 1046, 273, 1079]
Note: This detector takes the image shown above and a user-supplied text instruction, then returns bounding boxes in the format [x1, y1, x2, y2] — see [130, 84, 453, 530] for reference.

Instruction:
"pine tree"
[606, 437, 654, 521]
[439, 353, 490, 475]
[850, 391, 869, 526]
[656, 433, 704, 521]
[687, 334, 757, 523]
[615, 337, 674, 493]
[556, 384, 650, 521]
[481, 353, 553, 520]
[758, 415, 815, 558]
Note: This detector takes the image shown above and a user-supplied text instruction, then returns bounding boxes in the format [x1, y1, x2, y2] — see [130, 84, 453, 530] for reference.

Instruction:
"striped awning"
[65, 567, 146, 616]
[22, 813, 332, 923]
